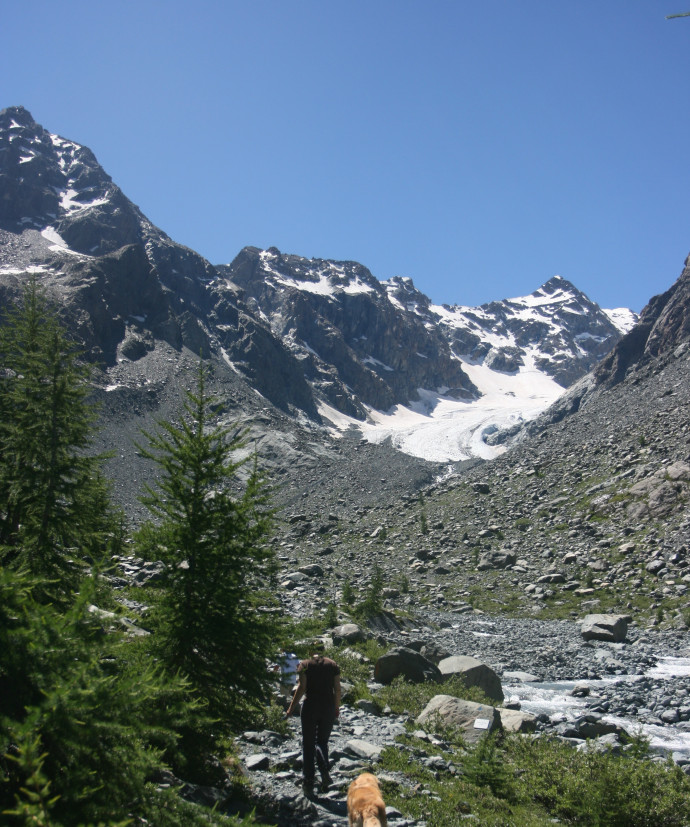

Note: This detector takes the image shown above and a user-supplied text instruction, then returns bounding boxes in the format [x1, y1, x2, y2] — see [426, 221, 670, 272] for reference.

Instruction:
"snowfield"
[320, 349, 564, 463]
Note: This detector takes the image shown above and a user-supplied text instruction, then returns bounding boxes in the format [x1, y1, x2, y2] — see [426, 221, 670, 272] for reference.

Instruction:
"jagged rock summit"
[220, 245, 635, 461]
[1, 105, 637, 476]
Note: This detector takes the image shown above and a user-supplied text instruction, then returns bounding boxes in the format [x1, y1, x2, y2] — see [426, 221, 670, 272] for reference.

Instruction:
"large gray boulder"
[580, 614, 629, 643]
[374, 647, 442, 685]
[417, 695, 501, 744]
[499, 708, 537, 733]
[332, 623, 367, 645]
[437, 655, 504, 703]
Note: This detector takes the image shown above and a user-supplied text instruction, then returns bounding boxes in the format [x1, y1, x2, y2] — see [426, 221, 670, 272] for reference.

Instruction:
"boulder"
[555, 714, 629, 740]
[282, 571, 309, 586]
[580, 614, 628, 643]
[502, 671, 539, 683]
[345, 739, 383, 761]
[437, 655, 504, 703]
[499, 708, 537, 733]
[365, 610, 405, 635]
[477, 550, 515, 570]
[666, 461, 690, 482]
[332, 623, 367, 645]
[298, 563, 324, 577]
[416, 695, 501, 744]
[374, 647, 442, 685]
[570, 682, 591, 698]
[405, 639, 452, 664]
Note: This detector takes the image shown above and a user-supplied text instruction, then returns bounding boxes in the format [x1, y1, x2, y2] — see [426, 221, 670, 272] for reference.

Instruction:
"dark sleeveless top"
[298, 655, 339, 711]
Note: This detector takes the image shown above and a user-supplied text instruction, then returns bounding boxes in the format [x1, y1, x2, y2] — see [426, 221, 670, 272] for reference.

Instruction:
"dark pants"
[300, 701, 335, 782]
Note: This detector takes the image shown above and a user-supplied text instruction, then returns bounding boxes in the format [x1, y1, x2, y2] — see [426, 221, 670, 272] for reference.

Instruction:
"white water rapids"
[504, 656, 690, 761]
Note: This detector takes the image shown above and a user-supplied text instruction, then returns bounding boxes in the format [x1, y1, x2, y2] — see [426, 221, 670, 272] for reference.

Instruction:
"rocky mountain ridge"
[1, 106, 635, 471]
[220, 246, 635, 433]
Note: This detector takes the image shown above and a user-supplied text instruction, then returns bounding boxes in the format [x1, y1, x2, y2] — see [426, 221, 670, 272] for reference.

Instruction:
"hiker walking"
[286, 646, 341, 794]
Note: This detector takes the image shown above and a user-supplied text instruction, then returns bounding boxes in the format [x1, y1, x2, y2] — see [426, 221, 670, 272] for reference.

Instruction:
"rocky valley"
[1, 104, 689, 825]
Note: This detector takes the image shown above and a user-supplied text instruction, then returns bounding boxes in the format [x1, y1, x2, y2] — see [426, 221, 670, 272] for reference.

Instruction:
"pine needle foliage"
[136, 360, 281, 729]
[0, 567, 199, 825]
[0, 279, 113, 601]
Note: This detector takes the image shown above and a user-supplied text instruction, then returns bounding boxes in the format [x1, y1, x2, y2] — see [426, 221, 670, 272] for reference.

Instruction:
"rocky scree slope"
[271, 258, 690, 631]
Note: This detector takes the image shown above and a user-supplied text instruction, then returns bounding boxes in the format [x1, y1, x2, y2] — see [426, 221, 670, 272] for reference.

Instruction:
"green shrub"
[354, 564, 384, 619]
[342, 578, 355, 606]
[324, 602, 338, 627]
[509, 734, 690, 826]
[462, 732, 513, 799]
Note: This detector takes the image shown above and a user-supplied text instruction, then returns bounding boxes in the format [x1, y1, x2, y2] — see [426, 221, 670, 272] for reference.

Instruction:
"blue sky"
[3, 1, 689, 312]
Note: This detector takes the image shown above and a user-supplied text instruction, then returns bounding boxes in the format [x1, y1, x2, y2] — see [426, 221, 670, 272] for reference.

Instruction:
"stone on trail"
[345, 739, 383, 761]
[437, 655, 504, 703]
[245, 753, 270, 771]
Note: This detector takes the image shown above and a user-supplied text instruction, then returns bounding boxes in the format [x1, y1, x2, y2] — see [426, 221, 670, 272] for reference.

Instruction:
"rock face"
[416, 695, 501, 744]
[580, 614, 629, 643]
[224, 246, 479, 417]
[594, 256, 690, 389]
[223, 247, 632, 419]
[0, 107, 319, 420]
[437, 655, 504, 703]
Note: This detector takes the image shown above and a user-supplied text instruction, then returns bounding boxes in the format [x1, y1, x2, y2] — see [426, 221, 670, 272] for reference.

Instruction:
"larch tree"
[136, 360, 281, 728]
[0, 278, 113, 601]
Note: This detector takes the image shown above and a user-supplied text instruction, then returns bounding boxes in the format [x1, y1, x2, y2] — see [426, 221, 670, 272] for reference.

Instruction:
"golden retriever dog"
[347, 772, 387, 827]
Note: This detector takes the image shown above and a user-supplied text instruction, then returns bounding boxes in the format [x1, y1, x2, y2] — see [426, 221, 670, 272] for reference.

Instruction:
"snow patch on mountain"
[259, 249, 376, 297]
[320, 349, 564, 463]
[603, 307, 638, 333]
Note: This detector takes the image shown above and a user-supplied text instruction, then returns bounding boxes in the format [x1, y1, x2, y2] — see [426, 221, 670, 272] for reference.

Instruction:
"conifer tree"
[0, 566, 246, 825]
[0, 279, 113, 600]
[136, 360, 280, 728]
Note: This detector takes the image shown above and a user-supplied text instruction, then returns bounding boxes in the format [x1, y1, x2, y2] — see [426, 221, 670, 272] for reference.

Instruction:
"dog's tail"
[363, 807, 385, 827]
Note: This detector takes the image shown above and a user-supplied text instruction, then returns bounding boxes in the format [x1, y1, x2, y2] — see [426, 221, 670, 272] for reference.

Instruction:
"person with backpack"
[286, 646, 341, 795]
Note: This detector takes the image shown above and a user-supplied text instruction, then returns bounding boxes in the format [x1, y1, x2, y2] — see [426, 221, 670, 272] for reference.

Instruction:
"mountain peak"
[0, 105, 36, 129]
[540, 274, 577, 293]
